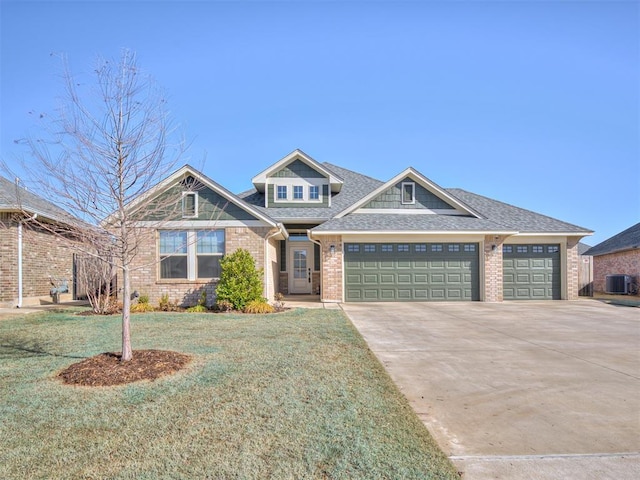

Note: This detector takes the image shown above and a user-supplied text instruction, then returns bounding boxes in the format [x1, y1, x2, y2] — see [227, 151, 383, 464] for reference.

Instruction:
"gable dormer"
[252, 150, 343, 208]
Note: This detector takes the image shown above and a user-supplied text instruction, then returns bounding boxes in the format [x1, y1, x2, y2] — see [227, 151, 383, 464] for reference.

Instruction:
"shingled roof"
[584, 223, 640, 256]
[0, 175, 81, 225]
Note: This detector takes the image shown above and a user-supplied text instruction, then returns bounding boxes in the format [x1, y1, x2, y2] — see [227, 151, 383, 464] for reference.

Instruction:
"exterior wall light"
[330, 244, 336, 255]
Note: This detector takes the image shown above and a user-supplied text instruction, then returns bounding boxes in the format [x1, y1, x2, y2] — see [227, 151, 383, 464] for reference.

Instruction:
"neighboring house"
[584, 223, 640, 295]
[127, 149, 593, 305]
[0, 176, 83, 307]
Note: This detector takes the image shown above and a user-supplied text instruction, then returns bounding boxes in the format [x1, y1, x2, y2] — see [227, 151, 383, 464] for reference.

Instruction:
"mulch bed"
[58, 349, 192, 387]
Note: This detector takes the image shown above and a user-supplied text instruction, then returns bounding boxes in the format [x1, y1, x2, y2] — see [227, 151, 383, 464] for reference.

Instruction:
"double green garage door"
[345, 242, 480, 302]
[344, 243, 560, 302]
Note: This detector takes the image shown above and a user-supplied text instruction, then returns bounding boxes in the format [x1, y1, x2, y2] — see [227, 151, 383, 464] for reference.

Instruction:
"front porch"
[281, 294, 341, 310]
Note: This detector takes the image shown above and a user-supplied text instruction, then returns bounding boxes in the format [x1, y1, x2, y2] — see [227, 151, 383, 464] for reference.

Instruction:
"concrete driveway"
[341, 300, 640, 479]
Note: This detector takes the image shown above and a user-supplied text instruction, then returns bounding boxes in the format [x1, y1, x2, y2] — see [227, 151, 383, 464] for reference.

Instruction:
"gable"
[270, 159, 327, 179]
[361, 177, 456, 211]
[119, 166, 282, 233]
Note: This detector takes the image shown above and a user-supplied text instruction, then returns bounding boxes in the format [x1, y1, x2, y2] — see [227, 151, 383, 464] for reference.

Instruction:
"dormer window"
[276, 185, 288, 201]
[309, 185, 319, 200]
[182, 192, 198, 218]
[293, 185, 304, 200]
[401, 182, 415, 204]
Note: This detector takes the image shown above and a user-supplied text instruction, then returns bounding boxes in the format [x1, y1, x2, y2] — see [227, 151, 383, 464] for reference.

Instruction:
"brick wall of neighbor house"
[0, 220, 19, 304]
[566, 237, 581, 300]
[592, 250, 640, 295]
[320, 235, 343, 302]
[128, 226, 272, 307]
[484, 235, 506, 302]
[0, 218, 79, 306]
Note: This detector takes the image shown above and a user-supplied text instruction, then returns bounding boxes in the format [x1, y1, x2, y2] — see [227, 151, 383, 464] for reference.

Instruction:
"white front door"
[290, 246, 312, 294]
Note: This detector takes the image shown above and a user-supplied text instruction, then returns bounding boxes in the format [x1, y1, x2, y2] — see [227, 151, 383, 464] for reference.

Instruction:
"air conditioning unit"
[605, 275, 633, 295]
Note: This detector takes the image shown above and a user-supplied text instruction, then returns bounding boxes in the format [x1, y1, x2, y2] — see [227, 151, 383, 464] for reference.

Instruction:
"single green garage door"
[503, 244, 561, 300]
[344, 242, 480, 302]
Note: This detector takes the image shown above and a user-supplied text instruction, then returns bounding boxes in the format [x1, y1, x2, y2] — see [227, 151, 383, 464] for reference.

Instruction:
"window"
[464, 244, 476, 252]
[276, 185, 288, 200]
[293, 185, 304, 200]
[431, 244, 443, 252]
[503, 245, 513, 253]
[309, 185, 319, 200]
[448, 244, 460, 252]
[347, 244, 360, 253]
[160, 231, 188, 278]
[548, 246, 559, 253]
[196, 231, 225, 278]
[182, 192, 198, 218]
[401, 182, 415, 204]
[517, 246, 528, 253]
[159, 230, 225, 280]
[397, 244, 409, 252]
[532, 245, 544, 253]
[415, 244, 427, 252]
[381, 244, 393, 252]
[364, 244, 376, 253]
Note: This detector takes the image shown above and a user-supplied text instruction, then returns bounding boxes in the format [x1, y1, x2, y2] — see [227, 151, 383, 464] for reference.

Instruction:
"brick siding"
[127, 226, 274, 307]
[0, 217, 80, 306]
[483, 235, 506, 302]
[319, 235, 343, 302]
[592, 250, 640, 295]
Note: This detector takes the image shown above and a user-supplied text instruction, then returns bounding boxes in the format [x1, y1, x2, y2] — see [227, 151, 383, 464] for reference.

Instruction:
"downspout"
[17, 213, 37, 308]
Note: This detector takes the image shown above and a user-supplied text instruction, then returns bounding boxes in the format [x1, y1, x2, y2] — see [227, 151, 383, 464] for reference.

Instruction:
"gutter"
[17, 213, 38, 308]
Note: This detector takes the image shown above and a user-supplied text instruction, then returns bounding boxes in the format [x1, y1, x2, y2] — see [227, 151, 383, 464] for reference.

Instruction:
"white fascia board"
[252, 149, 344, 193]
[353, 208, 470, 215]
[310, 229, 519, 236]
[511, 232, 594, 237]
[334, 167, 481, 219]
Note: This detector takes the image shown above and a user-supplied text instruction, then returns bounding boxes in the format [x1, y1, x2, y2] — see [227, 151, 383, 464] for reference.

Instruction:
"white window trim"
[271, 178, 325, 203]
[401, 182, 416, 205]
[182, 192, 199, 218]
[159, 229, 225, 281]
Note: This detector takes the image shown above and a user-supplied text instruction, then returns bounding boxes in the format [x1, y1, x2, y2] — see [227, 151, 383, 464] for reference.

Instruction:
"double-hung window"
[159, 230, 225, 280]
[309, 185, 319, 200]
[276, 185, 288, 201]
[160, 231, 188, 279]
[293, 185, 304, 200]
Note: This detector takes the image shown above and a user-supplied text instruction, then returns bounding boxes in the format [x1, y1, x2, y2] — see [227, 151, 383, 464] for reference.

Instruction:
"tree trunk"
[121, 266, 133, 361]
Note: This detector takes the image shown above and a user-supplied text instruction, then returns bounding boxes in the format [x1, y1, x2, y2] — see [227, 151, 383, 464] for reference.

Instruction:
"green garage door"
[345, 243, 479, 302]
[503, 244, 561, 300]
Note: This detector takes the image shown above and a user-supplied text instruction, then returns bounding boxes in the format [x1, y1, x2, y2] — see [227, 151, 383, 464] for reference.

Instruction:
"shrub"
[186, 304, 208, 313]
[131, 302, 154, 313]
[215, 248, 264, 311]
[244, 300, 275, 314]
[138, 294, 150, 304]
[215, 299, 233, 312]
[158, 294, 180, 312]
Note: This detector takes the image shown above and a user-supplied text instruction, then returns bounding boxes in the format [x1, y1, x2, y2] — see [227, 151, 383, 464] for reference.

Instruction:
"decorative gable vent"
[605, 275, 633, 295]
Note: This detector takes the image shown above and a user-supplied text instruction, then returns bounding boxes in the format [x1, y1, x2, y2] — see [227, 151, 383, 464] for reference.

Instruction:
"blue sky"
[1, 0, 638, 245]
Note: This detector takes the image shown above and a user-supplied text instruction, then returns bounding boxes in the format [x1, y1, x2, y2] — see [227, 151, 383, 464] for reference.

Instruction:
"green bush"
[158, 294, 180, 312]
[244, 300, 275, 314]
[215, 248, 264, 311]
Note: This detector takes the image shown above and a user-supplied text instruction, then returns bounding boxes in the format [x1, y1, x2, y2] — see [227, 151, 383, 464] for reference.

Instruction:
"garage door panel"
[345, 243, 479, 302]
[363, 274, 379, 284]
[504, 244, 560, 300]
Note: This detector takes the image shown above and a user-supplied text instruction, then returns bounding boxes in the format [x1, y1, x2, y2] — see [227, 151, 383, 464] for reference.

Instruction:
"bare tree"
[8, 50, 185, 361]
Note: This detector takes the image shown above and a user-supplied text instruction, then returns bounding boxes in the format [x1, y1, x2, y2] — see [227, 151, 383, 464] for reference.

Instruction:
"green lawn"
[0, 308, 459, 479]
